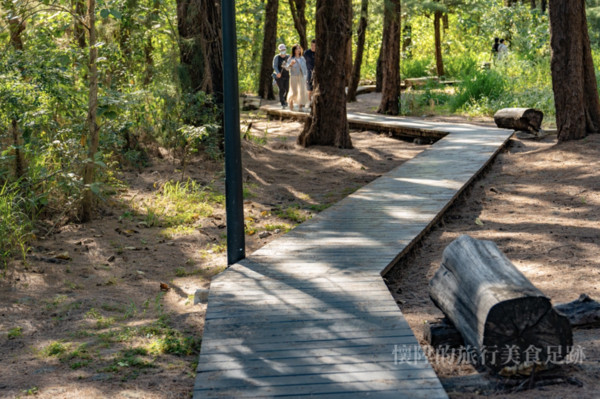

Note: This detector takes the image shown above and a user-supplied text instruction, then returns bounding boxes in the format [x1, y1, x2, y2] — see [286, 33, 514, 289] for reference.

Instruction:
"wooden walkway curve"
[193, 110, 513, 398]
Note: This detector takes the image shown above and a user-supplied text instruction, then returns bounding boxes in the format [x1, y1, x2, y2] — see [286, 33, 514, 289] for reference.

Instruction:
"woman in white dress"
[285, 45, 309, 111]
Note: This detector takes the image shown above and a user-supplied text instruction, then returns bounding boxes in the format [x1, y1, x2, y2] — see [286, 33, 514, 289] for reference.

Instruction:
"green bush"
[451, 69, 506, 112]
[0, 181, 34, 269]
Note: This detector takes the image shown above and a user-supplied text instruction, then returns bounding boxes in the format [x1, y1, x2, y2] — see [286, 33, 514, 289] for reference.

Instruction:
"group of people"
[272, 39, 316, 111]
[492, 37, 508, 60]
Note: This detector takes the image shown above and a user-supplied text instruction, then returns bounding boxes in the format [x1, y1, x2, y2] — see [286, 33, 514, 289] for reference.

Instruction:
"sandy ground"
[1, 93, 598, 398]
[386, 133, 600, 398]
[0, 116, 423, 399]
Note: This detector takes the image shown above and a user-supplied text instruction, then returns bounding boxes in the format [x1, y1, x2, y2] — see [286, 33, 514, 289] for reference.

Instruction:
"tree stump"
[429, 235, 572, 375]
[493, 108, 544, 134]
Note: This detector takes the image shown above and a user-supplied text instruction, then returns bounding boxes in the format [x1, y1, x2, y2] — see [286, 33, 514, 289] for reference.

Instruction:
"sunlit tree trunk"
[7, 16, 26, 177]
[549, 0, 600, 141]
[434, 9, 444, 77]
[81, 0, 99, 222]
[258, 0, 278, 99]
[298, 0, 352, 148]
[288, 0, 308, 50]
[377, 0, 401, 115]
[73, 0, 87, 48]
[347, 0, 368, 102]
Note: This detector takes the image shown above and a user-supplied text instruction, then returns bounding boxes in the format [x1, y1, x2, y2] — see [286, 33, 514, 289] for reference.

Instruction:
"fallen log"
[494, 108, 543, 133]
[423, 318, 463, 349]
[427, 294, 600, 349]
[429, 235, 572, 375]
[555, 294, 600, 328]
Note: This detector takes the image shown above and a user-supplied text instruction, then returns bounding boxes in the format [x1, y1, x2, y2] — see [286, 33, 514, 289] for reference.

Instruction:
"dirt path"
[386, 134, 600, 398]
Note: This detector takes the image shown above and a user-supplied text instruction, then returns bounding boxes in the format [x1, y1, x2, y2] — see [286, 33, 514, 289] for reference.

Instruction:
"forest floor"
[1, 92, 599, 398]
[0, 109, 424, 398]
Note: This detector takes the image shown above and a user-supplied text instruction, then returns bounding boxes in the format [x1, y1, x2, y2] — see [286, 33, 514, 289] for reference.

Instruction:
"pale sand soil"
[386, 134, 600, 398]
[2, 94, 598, 398]
[0, 117, 423, 399]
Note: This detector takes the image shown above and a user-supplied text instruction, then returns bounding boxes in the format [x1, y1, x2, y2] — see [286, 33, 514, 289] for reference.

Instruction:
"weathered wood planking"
[193, 111, 513, 398]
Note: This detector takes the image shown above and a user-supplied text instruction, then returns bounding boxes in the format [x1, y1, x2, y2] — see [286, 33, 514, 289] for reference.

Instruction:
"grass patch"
[0, 181, 34, 270]
[138, 179, 224, 228]
[274, 205, 310, 223]
[160, 225, 196, 239]
[8, 327, 23, 339]
[42, 341, 69, 357]
[264, 223, 293, 233]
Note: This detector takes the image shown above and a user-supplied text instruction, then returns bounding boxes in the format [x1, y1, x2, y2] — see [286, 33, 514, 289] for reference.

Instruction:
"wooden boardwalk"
[262, 104, 468, 140]
[194, 112, 513, 398]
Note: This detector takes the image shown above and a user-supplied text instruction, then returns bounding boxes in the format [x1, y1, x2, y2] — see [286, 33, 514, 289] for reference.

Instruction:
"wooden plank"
[194, 111, 513, 398]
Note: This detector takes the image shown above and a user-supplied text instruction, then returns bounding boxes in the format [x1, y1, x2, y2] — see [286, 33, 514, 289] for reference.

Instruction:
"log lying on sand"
[429, 235, 572, 374]
[494, 108, 544, 133]
[555, 294, 600, 328]
[427, 294, 600, 349]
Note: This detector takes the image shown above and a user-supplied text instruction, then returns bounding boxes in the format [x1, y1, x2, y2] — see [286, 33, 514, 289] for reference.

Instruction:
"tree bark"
[555, 294, 600, 328]
[288, 0, 308, 50]
[402, 23, 412, 57]
[258, 0, 278, 100]
[8, 17, 25, 50]
[377, 0, 401, 115]
[11, 119, 24, 178]
[198, 0, 223, 103]
[549, 0, 600, 141]
[176, 0, 207, 93]
[375, 45, 383, 93]
[347, 0, 368, 102]
[434, 9, 444, 77]
[73, 0, 87, 49]
[429, 235, 573, 374]
[81, 0, 99, 222]
[493, 108, 544, 133]
[297, 0, 352, 149]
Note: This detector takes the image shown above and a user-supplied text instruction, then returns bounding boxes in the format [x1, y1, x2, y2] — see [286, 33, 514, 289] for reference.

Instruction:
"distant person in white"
[497, 39, 508, 60]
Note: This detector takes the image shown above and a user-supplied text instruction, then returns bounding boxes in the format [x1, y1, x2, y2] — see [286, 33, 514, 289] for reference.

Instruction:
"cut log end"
[483, 297, 572, 372]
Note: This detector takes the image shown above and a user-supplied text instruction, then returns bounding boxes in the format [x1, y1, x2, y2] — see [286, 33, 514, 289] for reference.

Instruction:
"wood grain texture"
[194, 113, 513, 397]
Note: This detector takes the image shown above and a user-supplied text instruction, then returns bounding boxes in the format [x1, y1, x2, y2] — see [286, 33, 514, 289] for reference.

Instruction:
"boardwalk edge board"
[194, 110, 513, 398]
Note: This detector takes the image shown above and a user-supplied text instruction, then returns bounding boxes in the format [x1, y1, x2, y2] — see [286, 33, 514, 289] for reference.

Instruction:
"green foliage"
[0, 181, 34, 269]
[451, 69, 507, 111]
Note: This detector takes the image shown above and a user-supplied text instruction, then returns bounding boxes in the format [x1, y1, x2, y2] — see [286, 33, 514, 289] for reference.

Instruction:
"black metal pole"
[222, 0, 245, 265]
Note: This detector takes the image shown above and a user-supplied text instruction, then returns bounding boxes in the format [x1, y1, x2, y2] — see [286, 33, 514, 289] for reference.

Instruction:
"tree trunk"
[377, 0, 401, 115]
[549, 0, 600, 141]
[375, 45, 383, 93]
[347, 0, 368, 102]
[199, 0, 223, 103]
[73, 0, 87, 49]
[429, 235, 573, 374]
[493, 108, 544, 133]
[297, 0, 352, 149]
[8, 17, 25, 50]
[11, 119, 24, 178]
[402, 23, 412, 57]
[345, 30, 353, 87]
[258, 0, 278, 100]
[176, 0, 207, 93]
[288, 0, 308, 50]
[541, 0, 547, 12]
[434, 10, 444, 77]
[81, 0, 99, 222]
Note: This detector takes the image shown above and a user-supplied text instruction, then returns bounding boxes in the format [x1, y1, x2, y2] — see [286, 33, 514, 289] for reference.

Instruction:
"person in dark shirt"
[272, 44, 290, 108]
[303, 39, 316, 103]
